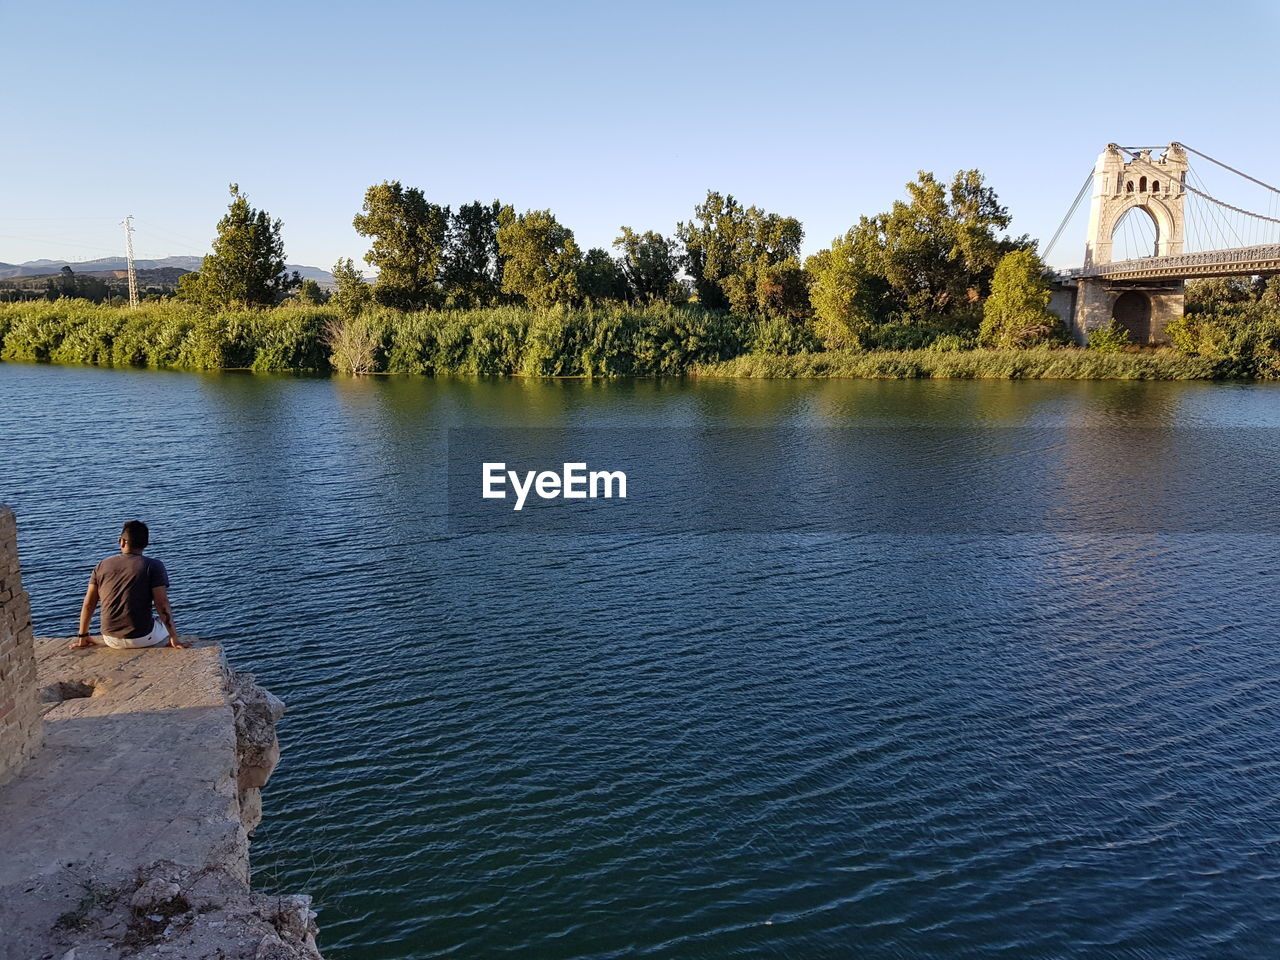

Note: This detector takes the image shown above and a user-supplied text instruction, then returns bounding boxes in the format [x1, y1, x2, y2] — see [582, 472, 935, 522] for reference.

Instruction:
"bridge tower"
[1069, 143, 1189, 344]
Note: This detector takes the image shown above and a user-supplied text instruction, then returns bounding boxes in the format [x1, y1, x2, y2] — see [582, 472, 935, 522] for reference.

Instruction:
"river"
[2, 363, 1278, 959]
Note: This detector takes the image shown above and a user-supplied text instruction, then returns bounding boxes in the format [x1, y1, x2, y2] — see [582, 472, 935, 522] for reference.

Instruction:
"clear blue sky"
[2, 0, 1276, 271]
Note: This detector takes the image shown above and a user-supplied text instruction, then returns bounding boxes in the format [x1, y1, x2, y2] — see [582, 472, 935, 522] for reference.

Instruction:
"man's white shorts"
[101, 618, 170, 649]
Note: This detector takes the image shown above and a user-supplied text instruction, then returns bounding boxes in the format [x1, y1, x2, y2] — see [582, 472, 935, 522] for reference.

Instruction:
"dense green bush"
[1165, 306, 1280, 379]
[748, 316, 821, 356]
[1087, 321, 1133, 354]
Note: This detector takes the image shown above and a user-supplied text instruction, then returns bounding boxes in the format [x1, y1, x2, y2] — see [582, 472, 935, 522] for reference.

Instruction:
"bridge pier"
[1061, 277, 1183, 345]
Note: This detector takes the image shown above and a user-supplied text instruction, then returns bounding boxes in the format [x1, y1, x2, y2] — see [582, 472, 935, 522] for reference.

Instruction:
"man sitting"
[71, 520, 188, 650]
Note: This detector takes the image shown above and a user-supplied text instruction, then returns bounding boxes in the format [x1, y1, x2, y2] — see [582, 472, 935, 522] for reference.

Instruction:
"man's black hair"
[121, 519, 150, 550]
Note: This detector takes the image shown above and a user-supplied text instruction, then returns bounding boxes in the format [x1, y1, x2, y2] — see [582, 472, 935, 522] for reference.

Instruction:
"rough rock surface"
[0, 638, 324, 960]
[228, 668, 286, 835]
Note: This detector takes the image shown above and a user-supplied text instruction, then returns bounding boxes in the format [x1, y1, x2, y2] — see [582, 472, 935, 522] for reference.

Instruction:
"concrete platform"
[0, 638, 322, 960]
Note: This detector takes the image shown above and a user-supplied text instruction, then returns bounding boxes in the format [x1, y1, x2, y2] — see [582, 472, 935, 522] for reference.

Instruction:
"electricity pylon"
[121, 216, 139, 309]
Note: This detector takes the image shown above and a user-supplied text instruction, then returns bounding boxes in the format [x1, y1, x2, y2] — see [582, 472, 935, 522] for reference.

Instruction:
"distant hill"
[0, 256, 334, 287]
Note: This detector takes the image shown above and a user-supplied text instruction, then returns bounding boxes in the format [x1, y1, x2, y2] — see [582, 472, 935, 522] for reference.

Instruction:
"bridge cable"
[1112, 145, 1280, 230]
[1189, 166, 1244, 248]
[1040, 170, 1094, 265]
[1176, 143, 1280, 195]
[1182, 180, 1280, 228]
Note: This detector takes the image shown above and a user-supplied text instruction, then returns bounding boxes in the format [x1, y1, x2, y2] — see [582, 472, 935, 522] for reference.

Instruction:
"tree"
[1263, 276, 1280, 314]
[44, 265, 108, 303]
[675, 191, 807, 316]
[330, 258, 373, 318]
[978, 250, 1063, 348]
[837, 170, 1025, 326]
[577, 248, 629, 303]
[1185, 277, 1260, 312]
[296, 278, 328, 305]
[182, 184, 299, 308]
[805, 238, 893, 349]
[353, 181, 449, 311]
[441, 200, 507, 308]
[496, 208, 583, 308]
[614, 227, 682, 303]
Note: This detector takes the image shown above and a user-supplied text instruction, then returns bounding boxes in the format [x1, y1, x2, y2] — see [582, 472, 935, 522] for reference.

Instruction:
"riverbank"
[0, 300, 1256, 381]
[692, 347, 1222, 380]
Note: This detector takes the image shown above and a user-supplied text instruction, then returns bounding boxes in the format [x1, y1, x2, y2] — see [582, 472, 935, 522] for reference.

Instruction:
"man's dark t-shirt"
[91, 554, 169, 639]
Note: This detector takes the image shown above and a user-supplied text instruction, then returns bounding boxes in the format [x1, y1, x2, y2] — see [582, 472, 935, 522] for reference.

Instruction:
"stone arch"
[1113, 291, 1152, 342]
[1084, 143, 1187, 267]
[1111, 205, 1160, 258]
[1104, 197, 1177, 259]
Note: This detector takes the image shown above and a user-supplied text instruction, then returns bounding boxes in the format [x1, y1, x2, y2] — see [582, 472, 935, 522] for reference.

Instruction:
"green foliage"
[353, 181, 449, 311]
[1165, 305, 1280, 378]
[249, 307, 330, 372]
[577, 248, 629, 304]
[676, 191, 808, 317]
[182, 184, 299, 308]
[1165, 278, 1280, 377]
[467, 313, 527, 375]
[496, 208, 583, 308]
[384, 310, 439, 374]
[1184, 277, 1263, 312]
[979, 249, 1066, 348]
[330, 258, 373, 319]
[520, 310, 596, 376]
[628, 307, 745, 375]
[46, 266, 111, 304]
[175, 271, 204, 303]
[804, 238, 891, 349]
[442, 201, 506, 309]
[177, 310, 256, 369]
[295, 278, 327, 306]
[748, 316, 821, 355]
[810, 170, 1028, 339]
[1263, 276, 1280, 312]
[0, 301, 329, 372]
[8, 277, 1279, 383]
[696, 347, 1218, 380]
[614, 227, 683, 304]
[926, 333, 977, 352]
[1088, 321, 1133, 353]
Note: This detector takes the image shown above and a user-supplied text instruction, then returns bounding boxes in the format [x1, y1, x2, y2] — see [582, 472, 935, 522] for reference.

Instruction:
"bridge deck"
[1068, 243, 1280, 282]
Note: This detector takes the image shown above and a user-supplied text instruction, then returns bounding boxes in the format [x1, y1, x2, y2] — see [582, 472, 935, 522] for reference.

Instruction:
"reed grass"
[0, 300, 1260, 380]
[693, 348, 1223, 380]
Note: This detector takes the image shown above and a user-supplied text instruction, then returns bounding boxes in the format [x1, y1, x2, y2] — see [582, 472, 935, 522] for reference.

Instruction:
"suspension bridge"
[1045, 143, 1280, 343]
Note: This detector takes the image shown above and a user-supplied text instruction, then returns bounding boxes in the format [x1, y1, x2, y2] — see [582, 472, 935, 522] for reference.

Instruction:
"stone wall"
[1073, 278, 1184, 345]
[0, 505, 42, 784]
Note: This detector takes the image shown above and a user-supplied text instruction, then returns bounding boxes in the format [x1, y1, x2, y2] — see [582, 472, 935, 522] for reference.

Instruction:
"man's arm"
[70, 581, 100, 648]
[152, 585, 188, 649]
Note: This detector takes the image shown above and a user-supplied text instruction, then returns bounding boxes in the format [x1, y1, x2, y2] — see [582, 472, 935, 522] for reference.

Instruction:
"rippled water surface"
[3, 365, 1280, 959]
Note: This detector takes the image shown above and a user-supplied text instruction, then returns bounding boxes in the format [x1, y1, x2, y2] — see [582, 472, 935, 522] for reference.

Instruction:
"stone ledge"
[0, 637, 323, 960]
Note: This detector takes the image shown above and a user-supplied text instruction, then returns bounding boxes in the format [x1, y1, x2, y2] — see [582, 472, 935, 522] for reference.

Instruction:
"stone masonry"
[1073, 144, 1190, 344]
[0, 504, 42, 784]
